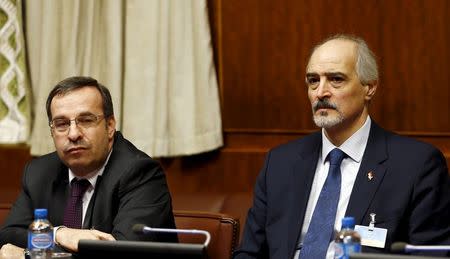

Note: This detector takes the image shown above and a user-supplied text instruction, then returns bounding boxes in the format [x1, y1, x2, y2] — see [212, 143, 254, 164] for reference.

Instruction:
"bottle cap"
[341, 216, 355, 228]
[34, 208, 48, 219]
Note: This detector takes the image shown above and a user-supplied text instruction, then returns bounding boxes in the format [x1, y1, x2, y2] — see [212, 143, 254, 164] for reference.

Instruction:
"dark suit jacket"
[0, 131, 177, 247]
[234, 122, 450, 258]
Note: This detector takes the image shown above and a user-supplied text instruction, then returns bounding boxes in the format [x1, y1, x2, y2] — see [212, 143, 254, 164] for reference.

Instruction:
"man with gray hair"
[234, 35, 450, 258]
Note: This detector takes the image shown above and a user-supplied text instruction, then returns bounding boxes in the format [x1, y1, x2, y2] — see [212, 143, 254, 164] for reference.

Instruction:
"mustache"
[313, 100, 337, 112]
[64, 140, 90, 152]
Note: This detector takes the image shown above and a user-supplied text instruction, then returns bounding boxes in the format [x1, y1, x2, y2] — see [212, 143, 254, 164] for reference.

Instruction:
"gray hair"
[309, 34, 379, 85]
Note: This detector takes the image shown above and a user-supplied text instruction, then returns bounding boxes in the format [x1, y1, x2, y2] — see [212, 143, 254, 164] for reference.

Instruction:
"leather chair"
[174, 210, 239, 259]
[0, 204, 10, 226]
[171, 192, 252, 241]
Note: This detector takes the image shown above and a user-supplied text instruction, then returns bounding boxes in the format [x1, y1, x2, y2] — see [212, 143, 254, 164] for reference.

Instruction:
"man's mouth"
[66, 146, 86, 153]
[316, 107, 333, 111]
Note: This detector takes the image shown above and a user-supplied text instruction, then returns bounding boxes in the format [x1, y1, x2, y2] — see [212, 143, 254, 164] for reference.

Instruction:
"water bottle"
[334, 216, 361, 259]
[28, 208, 54, 258]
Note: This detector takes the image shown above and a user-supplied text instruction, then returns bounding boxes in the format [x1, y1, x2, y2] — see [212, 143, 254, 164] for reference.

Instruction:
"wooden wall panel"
[373, 1, 450, 132]
[163, 150, 265, 195]
[219, 0, 450, 132]
[220, 0, 312, 130]
[0, 144, 30, 204]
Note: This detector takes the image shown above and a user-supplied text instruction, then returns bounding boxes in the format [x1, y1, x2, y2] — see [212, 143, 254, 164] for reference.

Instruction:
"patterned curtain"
[0, 0, 30, 143]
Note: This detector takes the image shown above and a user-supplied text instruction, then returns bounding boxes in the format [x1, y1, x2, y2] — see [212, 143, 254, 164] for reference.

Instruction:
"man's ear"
[106, 116, 116, 138]
[365, 80, 378, 101]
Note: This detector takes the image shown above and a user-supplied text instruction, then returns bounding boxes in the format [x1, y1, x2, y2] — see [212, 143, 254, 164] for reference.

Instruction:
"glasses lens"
[51, 114, 103, 132]
[76, 114, 99, 128]
[52, 119, 70, 131]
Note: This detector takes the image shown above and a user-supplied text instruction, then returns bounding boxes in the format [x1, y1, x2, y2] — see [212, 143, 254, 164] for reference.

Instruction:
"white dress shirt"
[294, 116, 371, 259]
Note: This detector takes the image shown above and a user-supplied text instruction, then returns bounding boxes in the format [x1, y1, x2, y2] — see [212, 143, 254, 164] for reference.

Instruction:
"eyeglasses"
[50, 114, 105, 133]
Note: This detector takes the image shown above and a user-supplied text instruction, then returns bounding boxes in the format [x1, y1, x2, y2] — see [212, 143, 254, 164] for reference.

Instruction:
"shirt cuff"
[53, 225, 67, 245]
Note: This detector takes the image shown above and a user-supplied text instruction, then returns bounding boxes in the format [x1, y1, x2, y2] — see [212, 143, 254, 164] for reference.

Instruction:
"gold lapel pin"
[367, 171, 374, 181]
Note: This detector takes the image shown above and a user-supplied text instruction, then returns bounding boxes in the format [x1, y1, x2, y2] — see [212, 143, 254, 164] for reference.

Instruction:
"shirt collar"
[321, 116, 371, 163]
[68, 149, 113, 187]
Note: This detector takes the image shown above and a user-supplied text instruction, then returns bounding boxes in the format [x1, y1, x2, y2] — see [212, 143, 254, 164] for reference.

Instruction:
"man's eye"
[306, 77, 319, 85]
[330, 76, 344, 83]
[77, 116, 96, 124]
[54, 120, 69, 128]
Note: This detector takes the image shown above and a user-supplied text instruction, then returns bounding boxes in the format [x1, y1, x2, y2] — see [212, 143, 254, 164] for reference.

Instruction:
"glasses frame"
[49, 114, 105, 133]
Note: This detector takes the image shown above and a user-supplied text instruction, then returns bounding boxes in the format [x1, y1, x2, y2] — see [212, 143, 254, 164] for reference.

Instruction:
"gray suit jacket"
[0, 131, 177, 247]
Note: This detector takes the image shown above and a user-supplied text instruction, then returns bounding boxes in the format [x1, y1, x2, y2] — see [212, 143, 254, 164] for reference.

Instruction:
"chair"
[171, 192, 252, 241]
[173, 210, 239, 259]
[0, 204, 11, 226]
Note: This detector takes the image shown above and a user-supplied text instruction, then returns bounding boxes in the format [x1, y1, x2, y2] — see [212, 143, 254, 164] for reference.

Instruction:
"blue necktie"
[300, 148, 346, 259]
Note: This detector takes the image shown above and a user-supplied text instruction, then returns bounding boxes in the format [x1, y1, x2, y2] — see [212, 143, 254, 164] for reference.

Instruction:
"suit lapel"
[345, 123, 388, 225]
[83, 175, 105, 229]
[83, 134, 123, 229]
[287, 133, 321, 257]
[49, 163, 69, 226]
[84, 133, 122, 228]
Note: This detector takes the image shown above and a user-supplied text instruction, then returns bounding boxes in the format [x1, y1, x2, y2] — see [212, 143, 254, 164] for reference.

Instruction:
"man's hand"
[56, 227, 115, 252]
[0, 243, 25, 259]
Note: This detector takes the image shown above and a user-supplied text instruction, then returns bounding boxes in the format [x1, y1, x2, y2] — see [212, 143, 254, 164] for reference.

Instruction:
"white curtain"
[26, 0, 222, 157]
[0, 0, 31, 143]
[26, 0, 124, 154]
[123, 0, 222, 156]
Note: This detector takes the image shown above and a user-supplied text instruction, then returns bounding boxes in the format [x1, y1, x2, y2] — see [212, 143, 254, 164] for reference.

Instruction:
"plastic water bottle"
[28, 208, 54, 258]
[334, 217, 361, 259]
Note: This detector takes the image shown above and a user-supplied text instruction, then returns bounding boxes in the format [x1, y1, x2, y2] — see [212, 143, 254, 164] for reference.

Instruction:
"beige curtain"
[26, 0, 124, 155]
[0, 0, 31, 143]
[123, 0, 222, 156]
[27, 0, 222, 157]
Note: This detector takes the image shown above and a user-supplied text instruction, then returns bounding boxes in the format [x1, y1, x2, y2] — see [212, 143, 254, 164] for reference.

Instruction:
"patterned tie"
[63, 178, 91, 229]
[300, 148, 346, 259]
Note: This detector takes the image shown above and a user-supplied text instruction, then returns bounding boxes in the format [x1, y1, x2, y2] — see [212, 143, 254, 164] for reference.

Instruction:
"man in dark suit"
[0, 76, 177, 256]
[234, 35, 450, 259]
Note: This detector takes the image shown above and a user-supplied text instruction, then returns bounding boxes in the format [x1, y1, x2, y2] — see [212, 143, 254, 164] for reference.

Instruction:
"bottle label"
[28, 232, 54, 249]
[334, 242, 345, 258]
[334, 243, 361, 259]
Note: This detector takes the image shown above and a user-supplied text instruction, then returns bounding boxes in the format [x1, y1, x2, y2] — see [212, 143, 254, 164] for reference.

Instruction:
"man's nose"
[316, 80, 331, 99]
[67, 121, 82, 140]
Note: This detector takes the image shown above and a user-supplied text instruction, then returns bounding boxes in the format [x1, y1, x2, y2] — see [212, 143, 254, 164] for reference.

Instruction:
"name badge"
[354, 225, 387, 248]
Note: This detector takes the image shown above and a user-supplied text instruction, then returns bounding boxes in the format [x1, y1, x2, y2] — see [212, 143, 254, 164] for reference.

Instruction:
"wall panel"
[0, 144, 30, 204]
[219, 0, 450, 132]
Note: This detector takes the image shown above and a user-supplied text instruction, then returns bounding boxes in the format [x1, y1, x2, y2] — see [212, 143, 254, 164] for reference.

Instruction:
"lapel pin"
[367, 171, 374, 181]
